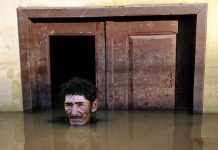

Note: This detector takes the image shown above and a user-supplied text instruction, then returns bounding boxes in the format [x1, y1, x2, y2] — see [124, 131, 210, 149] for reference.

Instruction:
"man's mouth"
[70, 116, 82, 120]
[69, 115, 85, 125]
[68, 114, 89, 125]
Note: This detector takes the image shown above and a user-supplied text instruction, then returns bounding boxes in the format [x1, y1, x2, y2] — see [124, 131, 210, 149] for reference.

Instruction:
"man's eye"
[65, 103, 72, 107]
[77, 103, 84, 107]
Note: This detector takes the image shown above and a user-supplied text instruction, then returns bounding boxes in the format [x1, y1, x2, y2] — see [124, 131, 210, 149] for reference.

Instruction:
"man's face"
[64, 94, 92, 126]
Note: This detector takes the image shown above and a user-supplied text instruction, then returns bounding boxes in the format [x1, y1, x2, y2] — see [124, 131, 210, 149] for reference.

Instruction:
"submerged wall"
[0, 0, 217, 112]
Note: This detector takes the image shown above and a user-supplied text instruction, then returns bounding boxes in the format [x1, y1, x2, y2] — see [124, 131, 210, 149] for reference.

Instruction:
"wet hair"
[60, 77, 97, 103]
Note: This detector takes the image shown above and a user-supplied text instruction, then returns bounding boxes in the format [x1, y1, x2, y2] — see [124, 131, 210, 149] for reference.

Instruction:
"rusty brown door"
[106, 21, 178, 109]
[30, 22, 106, 109]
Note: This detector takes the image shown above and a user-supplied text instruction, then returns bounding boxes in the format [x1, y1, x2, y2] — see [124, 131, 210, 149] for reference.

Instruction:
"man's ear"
[91, 99, 98, 113]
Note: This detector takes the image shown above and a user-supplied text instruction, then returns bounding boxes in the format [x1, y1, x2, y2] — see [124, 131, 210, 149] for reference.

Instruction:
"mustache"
[69, 115, 82, 119]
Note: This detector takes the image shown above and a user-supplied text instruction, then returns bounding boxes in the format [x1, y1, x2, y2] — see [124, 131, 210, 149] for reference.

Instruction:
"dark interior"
[49, 36, 96, 109]
[174, 16, 196, 112]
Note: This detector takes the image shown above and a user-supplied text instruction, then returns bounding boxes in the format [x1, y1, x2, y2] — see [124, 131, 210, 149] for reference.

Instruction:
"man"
[60, 77, 98, 126]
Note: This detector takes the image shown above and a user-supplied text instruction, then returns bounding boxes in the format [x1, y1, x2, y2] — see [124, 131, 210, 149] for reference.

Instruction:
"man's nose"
[70, 105, 78, 115]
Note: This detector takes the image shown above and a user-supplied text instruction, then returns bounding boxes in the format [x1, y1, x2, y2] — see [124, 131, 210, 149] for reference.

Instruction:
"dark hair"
[60, 77, 97, 103]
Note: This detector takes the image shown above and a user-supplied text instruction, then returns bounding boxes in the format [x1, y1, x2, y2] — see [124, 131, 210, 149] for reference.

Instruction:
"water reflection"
[58, 126, 98, 150]
[173, 113, 202, 150]
[23, 110, 201, 150]
[1, 110, 218, 150]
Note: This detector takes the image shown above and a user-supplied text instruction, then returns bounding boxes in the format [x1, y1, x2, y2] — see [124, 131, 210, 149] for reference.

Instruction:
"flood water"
[1, 110, 218, 150]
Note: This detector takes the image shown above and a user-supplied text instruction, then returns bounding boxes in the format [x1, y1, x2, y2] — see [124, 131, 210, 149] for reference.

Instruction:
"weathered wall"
[0, 0, 22, 111]
[0, 0, 217, 112]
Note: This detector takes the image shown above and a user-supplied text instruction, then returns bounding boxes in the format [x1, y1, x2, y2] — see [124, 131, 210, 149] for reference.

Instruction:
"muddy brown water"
[0, 110, 218, 150]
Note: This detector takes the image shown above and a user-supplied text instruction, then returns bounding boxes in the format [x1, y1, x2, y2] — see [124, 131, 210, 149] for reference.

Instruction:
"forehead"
[65, 94, 88, 103]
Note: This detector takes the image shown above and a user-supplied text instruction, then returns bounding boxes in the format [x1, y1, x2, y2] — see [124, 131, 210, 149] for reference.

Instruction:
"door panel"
[106, 21, 178, 109]
[106, 22, 130, 109]
[130, 35, 176, 109]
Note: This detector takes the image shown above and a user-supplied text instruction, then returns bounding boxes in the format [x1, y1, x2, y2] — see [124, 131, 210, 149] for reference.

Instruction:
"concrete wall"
[0, 0, 217, 112]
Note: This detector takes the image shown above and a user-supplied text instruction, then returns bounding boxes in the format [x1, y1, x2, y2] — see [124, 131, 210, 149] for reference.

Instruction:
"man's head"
[60, 77, 98, 126]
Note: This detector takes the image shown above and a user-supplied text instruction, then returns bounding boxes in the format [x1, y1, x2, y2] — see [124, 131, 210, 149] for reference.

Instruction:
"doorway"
[50, 36, 96, 109]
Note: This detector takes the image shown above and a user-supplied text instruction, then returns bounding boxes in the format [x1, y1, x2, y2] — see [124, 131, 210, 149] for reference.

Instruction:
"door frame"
[17, 4, 207, 113]
[30, 22, 105, 110]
